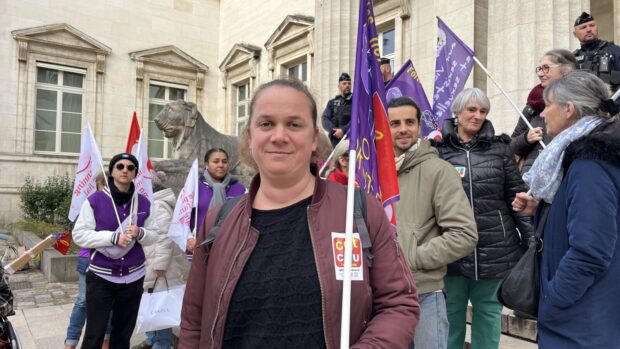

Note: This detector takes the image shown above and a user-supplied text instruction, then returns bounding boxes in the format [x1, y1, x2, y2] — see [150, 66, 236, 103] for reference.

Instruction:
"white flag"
[168, 159, 199, 251]
[133, 129, 153, 202]
[68, 124, 103, 222]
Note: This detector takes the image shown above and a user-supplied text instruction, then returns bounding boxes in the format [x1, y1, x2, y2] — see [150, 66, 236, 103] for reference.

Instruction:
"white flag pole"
[340, 148, 356, 349]
[193, 160, 199, 237]
[88, 124, 124, 230]
[129, 128, 144, 225]
[472, 56, 546, 149]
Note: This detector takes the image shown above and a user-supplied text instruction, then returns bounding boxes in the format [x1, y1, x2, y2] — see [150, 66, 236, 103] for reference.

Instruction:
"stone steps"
[464, 304, 538, 348]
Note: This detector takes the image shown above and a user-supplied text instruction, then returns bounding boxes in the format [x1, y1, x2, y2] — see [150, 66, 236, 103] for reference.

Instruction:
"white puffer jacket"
[143, 188, 189, 291]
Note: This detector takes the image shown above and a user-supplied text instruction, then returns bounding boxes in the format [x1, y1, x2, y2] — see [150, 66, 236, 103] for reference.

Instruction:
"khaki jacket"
[395, 140, 477, 294]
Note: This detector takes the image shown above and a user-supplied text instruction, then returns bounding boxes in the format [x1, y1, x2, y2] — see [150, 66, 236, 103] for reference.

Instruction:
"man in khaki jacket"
[389, 97, 477, 349]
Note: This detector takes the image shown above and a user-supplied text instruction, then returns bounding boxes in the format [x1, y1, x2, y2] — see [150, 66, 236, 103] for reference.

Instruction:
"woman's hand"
[512, 192, 538, 216]
[118, 233, 133, 247]
[526, 127, 544, 144]
[187, 237, 196, 253]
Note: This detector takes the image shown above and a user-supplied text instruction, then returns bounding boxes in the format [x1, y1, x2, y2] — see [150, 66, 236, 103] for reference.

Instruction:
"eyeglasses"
[115, 163, 136, 172]
[535, 64, 559, 74]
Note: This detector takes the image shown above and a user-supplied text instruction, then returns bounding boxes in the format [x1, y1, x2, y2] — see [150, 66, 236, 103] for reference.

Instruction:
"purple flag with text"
[386, 60, 440, 140]
[432, 17, 475, 134]
[350, 0, 400, 225]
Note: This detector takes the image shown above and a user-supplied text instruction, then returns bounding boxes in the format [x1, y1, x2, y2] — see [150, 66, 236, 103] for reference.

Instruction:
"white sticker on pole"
[331, 232, 364, 281]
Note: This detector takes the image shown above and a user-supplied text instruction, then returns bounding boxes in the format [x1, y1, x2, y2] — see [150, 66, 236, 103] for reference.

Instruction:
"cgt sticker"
[455, 166, 466, 177]
[331, 232, 364, 281]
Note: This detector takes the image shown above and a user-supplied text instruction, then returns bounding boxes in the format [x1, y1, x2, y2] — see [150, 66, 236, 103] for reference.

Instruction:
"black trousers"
[82, 271, 144, 349]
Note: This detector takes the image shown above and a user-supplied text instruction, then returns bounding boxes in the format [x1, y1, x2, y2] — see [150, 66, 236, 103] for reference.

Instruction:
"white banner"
[133, 129, 153, 202]
[168, 159, 199, 251]
[68, 124, 103, 222]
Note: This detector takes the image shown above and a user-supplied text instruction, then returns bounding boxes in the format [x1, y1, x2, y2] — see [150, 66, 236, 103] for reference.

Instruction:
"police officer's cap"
[380, 57, 391, 65]
[339, 73, 351, 82]
[574, 12, 594, 27]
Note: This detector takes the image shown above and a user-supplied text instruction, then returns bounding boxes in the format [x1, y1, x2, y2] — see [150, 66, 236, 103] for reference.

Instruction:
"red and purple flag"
[432, 17, 475, 132]
[386, 60, 440, 140]
[350, 0, 399, 225]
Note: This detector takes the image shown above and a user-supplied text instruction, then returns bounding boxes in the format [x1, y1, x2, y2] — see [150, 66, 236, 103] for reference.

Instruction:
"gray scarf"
[523, 115, 602, 203]
[203, 170, 232, 210]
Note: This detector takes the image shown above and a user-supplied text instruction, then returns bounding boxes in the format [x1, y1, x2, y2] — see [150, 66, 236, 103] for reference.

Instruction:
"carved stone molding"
[17, 41, 28, 62]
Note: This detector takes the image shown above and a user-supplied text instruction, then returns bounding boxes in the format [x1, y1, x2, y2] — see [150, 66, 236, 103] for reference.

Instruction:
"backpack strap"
[351, 187, 373, 267]
[199, 195, 244, 263]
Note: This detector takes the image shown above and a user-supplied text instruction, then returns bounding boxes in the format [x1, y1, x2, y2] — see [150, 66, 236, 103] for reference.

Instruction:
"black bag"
[497, 204, 550, 319]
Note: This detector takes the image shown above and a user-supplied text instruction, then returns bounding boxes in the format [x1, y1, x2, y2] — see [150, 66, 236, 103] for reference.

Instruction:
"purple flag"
[350, 0, 399, 223]
[432, 17, 475, 134]
[386, 60, 441, 140]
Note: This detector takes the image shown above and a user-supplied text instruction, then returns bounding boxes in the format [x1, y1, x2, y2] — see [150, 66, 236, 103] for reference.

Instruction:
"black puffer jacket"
[435, 119, 533, 280]
[509, 106, 552, 174]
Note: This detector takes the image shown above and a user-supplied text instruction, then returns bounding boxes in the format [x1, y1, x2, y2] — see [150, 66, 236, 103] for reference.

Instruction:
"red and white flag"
[125, 112, 153, 171]
[134, 129, 153, 202]
[168, 159, 199, 251]
[68, 124, 103, 222]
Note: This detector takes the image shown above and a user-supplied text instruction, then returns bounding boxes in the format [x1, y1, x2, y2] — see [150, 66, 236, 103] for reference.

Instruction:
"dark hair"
[239, 78, 319, 170]
[388, 96, 422, 122]
[204, 148, 229, 162]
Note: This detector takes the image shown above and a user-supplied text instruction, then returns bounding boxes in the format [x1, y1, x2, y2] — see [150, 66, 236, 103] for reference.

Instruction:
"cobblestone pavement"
[9, 268, 78, 309]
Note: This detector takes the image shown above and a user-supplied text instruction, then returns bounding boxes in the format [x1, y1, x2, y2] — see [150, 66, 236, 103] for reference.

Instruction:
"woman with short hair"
[435, 88, 533, 349]
[179, 79, 419, 348]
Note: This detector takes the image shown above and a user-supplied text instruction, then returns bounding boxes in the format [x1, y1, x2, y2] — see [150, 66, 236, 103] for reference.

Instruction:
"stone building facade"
[0, 0, 617, 223]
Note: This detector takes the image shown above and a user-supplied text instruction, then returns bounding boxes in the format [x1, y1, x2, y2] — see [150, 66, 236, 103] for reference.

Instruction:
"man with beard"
[322, 73, 352, 148]
[573, 12, 620, 91]
[389, 96, 477, 349]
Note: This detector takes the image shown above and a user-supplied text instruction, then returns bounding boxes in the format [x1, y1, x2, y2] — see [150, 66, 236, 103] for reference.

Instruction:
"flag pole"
[319, 133, 349, 178]
[129, 128, 144, 225]
[472, 56, 546, 149]
[340, 148, 357, 349]
[193, 160, 199, 237]
[88, 124, 124, 230]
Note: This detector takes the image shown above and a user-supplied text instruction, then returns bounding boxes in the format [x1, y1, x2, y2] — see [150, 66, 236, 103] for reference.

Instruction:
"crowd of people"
[59, 10, 620, 349]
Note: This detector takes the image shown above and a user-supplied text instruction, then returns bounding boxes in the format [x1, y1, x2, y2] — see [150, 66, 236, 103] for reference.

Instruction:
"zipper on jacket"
[395, 239, 414, 293]
[498, 210, 506, 240]
[306, 207, 330, 349]
[465, 150, 478, 281]
[210, 218, 252, 345]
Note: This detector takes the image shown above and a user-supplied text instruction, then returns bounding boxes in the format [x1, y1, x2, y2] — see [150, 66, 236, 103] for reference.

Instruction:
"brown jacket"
[179, 175, 419, 348]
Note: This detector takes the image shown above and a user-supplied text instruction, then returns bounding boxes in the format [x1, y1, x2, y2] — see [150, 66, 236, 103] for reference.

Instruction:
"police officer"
[322, 73, 353, 148]
[573, 11, 620, 91]
[380, 57, 392, 85]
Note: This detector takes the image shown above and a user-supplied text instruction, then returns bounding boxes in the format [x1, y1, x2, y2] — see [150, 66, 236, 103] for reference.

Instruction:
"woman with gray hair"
[435, 88, 533, 349]
[513, 71, 620, 348]
[510, 49, 578, 174]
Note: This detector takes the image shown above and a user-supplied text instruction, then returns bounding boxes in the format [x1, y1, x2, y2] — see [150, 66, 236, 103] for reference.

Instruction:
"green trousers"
[444, 276, 503, 349]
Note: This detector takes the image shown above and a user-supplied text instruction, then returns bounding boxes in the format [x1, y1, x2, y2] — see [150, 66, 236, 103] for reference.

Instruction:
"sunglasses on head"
[115, 163, 136, 172]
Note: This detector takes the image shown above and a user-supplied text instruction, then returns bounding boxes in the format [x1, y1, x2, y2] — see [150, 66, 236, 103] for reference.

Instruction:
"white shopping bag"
[135, 284, 185, 333]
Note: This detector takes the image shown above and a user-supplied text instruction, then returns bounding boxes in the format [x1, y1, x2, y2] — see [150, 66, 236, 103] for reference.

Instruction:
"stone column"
[486, 0, 586, 134]
[313, 0, 358, 111]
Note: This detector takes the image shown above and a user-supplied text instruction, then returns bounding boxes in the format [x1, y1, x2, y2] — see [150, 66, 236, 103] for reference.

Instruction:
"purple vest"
[86, 191, 151, 277]
[192, 177, 246, 232]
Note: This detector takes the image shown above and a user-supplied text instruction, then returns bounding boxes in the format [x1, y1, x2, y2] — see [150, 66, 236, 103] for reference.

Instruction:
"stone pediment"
[265, 15, 314, 50]
[11, 23, 111, 54]
[129, 45, 209, 73]
[219, 43, 261, 71]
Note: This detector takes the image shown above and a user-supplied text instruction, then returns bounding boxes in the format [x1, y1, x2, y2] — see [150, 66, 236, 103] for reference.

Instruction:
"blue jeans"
[409, 291, 449, 349]
[65, 257, 112, 346]
[145, 328, 173, 349]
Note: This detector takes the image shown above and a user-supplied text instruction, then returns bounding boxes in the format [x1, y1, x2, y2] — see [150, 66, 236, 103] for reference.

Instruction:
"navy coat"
[537, 122, 620, 348]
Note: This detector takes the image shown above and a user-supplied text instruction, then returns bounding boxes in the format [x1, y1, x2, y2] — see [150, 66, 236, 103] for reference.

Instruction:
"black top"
[222, 196, 326, 349]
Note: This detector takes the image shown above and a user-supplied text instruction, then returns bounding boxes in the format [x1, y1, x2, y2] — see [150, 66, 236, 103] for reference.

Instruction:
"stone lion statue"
[152, 100, 333, 190]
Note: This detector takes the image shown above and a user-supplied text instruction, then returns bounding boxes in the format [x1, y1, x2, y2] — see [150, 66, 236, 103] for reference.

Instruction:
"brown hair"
[238, 78, 322, 170]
